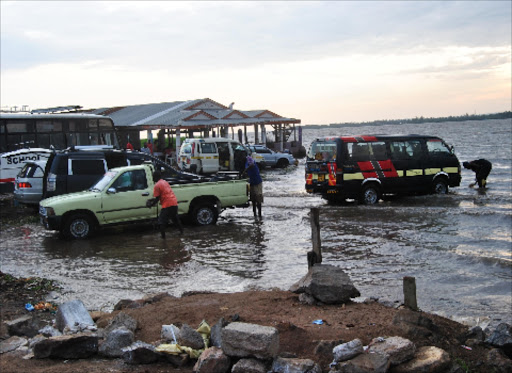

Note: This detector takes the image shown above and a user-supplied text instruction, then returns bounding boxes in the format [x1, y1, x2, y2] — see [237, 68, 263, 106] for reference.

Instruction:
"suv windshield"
[90, 171, 118, 191]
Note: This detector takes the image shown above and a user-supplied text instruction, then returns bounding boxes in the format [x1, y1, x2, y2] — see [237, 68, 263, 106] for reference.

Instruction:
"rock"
[332, 339, 364, 362]
[390, 346, 451, 373]
[221, 322, 279, 359]
[122, 341, 162, 364]
[193, 346, 231, 373]
[487, 348, 512, 373]
[55, 299, 95, 333]
[290, 264, 360, 304]
[298, 293, 318, 305]
[210, 318, 229, 348]
[32, 333, 98, 359]
[5, 315, 46, 338]
[104, 311, 137, 334]
[465, 326, 485, 342]
[0, 336, 28, 354]
[142, 292, 175, 304]
[232, 357, 268, 373]
[179, 323, 205, 350]
[485, 323, 512, 358]
[38, 325, 62, 338]
[314, 339, 344, 356]
[89, 311, 108, 321]
[367, 336, 416, 365]
[271, 356, 322, 373]
[161, 324, 180, 343]
[392, 309, 437, 338]
[113, 299, 144, 310]
[332, 352, 390, 373]
[99, 327, 134, 357]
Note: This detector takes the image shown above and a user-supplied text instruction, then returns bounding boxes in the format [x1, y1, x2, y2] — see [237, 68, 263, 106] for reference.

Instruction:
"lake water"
[1, 118, 510, 328]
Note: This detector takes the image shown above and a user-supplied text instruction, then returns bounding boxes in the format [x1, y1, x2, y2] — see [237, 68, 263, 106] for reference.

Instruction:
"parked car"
[246, 144, 297, 168]
[13, 160, 48, 205]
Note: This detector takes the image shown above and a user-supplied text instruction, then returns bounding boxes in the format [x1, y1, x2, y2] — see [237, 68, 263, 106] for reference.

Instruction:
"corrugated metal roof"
[89, 98, 300, 129]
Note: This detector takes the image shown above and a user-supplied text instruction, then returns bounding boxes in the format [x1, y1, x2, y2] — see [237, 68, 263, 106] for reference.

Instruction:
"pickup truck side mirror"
[107, 187, 117, 194]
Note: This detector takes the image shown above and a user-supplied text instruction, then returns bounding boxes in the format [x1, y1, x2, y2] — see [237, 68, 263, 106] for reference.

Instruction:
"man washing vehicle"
[147, 171, 183, 238]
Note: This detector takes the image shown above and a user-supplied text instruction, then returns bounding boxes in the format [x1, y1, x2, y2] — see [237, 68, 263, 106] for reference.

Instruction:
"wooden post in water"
[403, 276, 418, 311]
[308, 208, 322, 268]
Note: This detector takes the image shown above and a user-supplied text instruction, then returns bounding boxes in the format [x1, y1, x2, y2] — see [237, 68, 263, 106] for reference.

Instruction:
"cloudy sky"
[1, 1, 510, 125]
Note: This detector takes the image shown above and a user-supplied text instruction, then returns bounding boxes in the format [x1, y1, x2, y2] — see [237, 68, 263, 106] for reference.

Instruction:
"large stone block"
[55, 300, 95, 333]
[32, 333, 98, 359]
[221, 322, 279, 359]
[367, 336, 416, 365]
[290, 264, 360, 304]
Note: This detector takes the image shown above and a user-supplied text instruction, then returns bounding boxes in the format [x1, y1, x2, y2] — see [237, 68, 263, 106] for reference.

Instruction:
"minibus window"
[308, 141, 337, 161]
[369, 142, 387, 160]
[390, 141, 422, 159]
[200, 143, 216, 153]
[348, 143, 370, 160]
[427, 140, 451, 156]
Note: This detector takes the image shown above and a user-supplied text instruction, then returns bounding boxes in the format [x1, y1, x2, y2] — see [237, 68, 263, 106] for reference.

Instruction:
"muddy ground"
[0, 195, 506, 372]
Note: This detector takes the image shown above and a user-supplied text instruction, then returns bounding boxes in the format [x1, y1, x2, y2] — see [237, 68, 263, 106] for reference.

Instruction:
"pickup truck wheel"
[63, 213, 94, 239]
[192, 204, 218, 225]
[276, 159, 289, 168]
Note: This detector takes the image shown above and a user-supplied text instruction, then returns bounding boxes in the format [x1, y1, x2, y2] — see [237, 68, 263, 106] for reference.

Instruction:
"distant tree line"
[303, 111, 511, 129]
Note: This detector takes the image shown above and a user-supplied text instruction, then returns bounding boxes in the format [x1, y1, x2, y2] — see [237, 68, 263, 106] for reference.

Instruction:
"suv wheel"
[432, 178, 448, 194]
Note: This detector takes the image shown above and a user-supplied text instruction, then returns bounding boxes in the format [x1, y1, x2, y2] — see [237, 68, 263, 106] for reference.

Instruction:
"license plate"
[317, 174, 325, 182]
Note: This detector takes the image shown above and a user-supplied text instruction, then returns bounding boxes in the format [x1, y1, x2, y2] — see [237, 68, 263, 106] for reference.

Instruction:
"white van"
[178, 138, 265, 174]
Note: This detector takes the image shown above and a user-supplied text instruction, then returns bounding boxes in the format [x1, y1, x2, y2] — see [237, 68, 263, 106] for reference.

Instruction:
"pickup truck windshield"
[90, 171, 118, 191]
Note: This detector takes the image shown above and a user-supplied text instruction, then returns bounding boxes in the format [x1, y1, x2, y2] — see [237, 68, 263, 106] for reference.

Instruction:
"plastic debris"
[25, 303, 34, 311]
[313, 319, 324, 325]
[461, 345, 472, 351]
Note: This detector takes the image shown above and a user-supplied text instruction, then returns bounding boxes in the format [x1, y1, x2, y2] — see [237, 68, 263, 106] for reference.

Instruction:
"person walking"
[463, 159, 492, 188]
[126, 141, 134, 150]
[147, 171, 183, 238]
[243, 156, 263, 218]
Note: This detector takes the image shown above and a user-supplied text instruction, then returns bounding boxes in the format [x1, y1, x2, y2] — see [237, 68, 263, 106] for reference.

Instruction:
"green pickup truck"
[39, 164, 249, 239]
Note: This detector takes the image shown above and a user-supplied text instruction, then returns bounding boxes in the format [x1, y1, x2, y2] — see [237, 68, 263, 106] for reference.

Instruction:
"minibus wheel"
[432, 178, 448, 194]
[360, 184, 380, 205]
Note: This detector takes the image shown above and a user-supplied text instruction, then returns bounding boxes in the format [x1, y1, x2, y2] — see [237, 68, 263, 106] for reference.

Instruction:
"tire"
[432, 178, 448, 194]
[360, 184, 380, 205]
[276, 159, 289, 168]
[191, 204, 218, 225]
[63, 213, 94, 239]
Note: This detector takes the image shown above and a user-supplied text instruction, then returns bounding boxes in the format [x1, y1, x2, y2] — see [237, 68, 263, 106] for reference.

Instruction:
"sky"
[1, 1, 511, 125]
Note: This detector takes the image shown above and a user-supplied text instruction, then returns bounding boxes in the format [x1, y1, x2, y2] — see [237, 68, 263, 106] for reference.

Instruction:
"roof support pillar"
[254, 124, 259, 144]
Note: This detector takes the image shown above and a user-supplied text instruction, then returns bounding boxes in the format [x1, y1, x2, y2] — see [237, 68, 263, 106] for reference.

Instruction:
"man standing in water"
[147, 171, 183, 238]
[244, 156, 263, 219]
[463, 159, 492, 188]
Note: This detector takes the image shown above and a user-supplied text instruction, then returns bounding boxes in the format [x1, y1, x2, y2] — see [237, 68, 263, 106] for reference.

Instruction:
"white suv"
[246, 145, 297, 168]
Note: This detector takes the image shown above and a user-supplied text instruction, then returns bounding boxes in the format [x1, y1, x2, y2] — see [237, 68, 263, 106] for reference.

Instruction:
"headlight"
[39, 206, 55, 217]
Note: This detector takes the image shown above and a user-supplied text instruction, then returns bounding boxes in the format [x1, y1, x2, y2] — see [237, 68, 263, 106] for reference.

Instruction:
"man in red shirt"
[147, 171, 183, 238]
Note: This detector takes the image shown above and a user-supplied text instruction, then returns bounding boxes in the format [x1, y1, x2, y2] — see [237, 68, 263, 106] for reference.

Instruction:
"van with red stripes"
[305, 135, 461, 204]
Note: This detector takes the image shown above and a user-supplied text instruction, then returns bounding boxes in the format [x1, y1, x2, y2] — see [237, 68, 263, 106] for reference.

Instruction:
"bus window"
[307, 140, 336, 161]
[369, 142, 387, 160]
[348, 143, 370, 160]
[390, 141, 422, 159]
[427, 140, 451, 155]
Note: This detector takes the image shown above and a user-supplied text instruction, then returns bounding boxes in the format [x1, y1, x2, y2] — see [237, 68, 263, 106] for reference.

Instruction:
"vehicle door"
[100, 169, 155, 224]
[388, 140, 425, 192]
[198, 142, 218, 173]
[256, 146, 276, 166]
[216, 142, 230, 171]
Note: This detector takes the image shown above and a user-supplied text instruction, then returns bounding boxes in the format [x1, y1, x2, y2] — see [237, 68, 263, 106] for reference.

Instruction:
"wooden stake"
[403, 276, 418, 311]
[309, 208, 322, 268]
